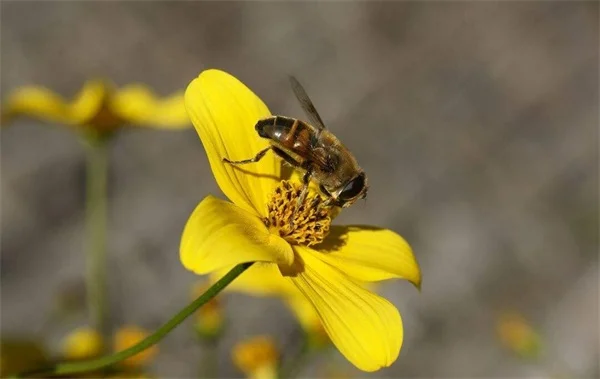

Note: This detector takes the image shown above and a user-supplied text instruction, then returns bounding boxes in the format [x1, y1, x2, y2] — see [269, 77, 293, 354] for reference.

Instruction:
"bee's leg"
[222, 147, 271, 165]
[272, 147, 301, 168]
[297, 170, 312, 207]
[316, 184, 331, 212]
[320, 197, 334, 208]
[290, 169, 312, 227]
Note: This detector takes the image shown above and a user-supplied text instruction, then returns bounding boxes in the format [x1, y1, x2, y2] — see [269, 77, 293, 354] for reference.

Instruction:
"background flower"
[232, 336, 279, 379]
[2, 80, 190, 135]
[62, 327, 104, 360]
[113, 326, 158, 368]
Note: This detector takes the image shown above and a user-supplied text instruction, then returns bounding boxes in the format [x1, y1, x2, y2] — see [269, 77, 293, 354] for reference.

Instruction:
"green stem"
[19, 262, 253, 378]
[84, 139, 109, 338]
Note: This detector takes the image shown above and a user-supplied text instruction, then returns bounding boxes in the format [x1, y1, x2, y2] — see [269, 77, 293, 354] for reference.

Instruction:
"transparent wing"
[289, 76, 326, 131]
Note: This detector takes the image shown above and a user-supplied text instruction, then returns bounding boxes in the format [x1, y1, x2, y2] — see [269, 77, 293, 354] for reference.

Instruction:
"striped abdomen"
[255, 116, 318, 158]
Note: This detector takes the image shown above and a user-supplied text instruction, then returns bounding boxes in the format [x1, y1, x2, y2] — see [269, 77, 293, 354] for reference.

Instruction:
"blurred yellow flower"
[1, 80, 190, 136]
[497, 312, 542, 358]
[180, 69, 422, 371]
[232, 336, 279, 379]
[61, 327, 103, 360]
[113, 326, 158, 368]
[191, 282, 224, 339]
[0, 339, 49, 377]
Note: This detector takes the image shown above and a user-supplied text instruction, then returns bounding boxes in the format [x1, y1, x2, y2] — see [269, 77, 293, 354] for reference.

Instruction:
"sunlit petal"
[284, 293, 321, 333]
[111, 84, 190, 129]
[291, 247, 403, 372]
[180, 196, 293, 275]
[185, 69, 281, 216]
[315, 226, 421, 287]
[2, 80, 107, 126]
[211, 263, 297, 297]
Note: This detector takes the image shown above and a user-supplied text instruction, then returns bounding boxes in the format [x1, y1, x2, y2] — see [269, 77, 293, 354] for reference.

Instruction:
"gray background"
[1, 2, 598, 378]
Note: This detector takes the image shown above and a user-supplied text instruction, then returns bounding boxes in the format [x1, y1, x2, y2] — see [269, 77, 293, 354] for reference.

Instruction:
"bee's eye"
[339, 173, 366, 201]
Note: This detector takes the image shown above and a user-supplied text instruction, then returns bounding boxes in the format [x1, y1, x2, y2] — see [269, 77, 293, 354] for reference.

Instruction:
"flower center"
[265, 180, 331, 246]
[88, 98, 124, 133]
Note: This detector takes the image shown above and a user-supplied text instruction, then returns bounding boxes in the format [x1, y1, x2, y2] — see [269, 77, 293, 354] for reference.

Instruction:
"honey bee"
[223, 76, 368, 212]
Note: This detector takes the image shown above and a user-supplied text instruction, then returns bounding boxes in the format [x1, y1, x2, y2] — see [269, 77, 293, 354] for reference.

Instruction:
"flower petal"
[110, 85, 191, 129]
[185, 69, 281, 216]
[180, 196, 293, 275]
[2, 80, 107, 126]
[284, 293, 322, 333]
[211, 263, 298, 297]
[210, 263, 323, 336]
[316, 226, 421, 287]
[291, 247, 403, 372]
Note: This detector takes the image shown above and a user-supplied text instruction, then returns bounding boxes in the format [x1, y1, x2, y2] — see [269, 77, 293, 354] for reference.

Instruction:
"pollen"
[265, 180, 331, 246]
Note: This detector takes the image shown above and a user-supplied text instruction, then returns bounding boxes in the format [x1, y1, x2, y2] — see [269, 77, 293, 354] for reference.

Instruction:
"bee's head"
[337, 172, 368, 208]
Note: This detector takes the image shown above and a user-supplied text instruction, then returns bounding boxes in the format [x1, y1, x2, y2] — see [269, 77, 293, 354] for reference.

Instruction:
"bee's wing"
[289, 76, 327, 131]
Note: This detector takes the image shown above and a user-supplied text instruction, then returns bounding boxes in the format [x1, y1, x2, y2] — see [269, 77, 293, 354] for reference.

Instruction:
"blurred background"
[1, 2, 598, 378]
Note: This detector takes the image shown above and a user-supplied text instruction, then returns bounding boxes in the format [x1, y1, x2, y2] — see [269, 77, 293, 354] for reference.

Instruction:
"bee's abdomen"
[255, 116, 307, 142]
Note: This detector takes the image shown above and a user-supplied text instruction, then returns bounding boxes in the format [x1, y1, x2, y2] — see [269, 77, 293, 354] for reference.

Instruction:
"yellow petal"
[285, 294, 322, 333]
[291, 247, 403, 372]
[316, 226, 421, 287]
[111, 85, 190, 129]
[210, 264, 326, 343]
[2, 80, 108, 126]
[185, 69, 281, 216]
[180, 196, 293, 275]
[211, 263, 297, 297]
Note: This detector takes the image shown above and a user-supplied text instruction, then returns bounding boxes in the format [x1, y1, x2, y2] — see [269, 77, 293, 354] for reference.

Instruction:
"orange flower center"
[265, 181, 331, 246]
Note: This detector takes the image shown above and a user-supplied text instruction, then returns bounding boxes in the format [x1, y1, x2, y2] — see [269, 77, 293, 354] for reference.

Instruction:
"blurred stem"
[17, 262, 253, 378]
[84, 138, 109, 339]
[278, 337, 309, 379]
[200, 339, 218, 378]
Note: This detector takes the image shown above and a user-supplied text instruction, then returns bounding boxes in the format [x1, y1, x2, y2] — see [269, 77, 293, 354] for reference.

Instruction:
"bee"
[223, 76, 368, 213]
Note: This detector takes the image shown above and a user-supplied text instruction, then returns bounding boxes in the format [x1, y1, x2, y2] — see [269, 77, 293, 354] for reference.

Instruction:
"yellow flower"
[1, 80, 190, 135]
[232, 336, 279, 379]
[191, 282, 224, 339]
[61, 327, 103, 360]
[113, 326, 158, 368]
[180, 69, 421, 372]
[0, 339, 49, 377]
[497, 312, 542, 358]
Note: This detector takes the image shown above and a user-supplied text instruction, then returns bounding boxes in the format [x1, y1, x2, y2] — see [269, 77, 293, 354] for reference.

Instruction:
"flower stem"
[84, 139, 109, 338]
[18, 262, 253, 378]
